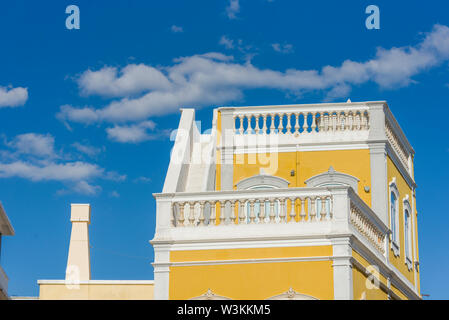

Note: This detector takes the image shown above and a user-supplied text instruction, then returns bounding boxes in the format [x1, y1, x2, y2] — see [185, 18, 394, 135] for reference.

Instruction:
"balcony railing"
[154, 185, 389, 256]
[232, 105, 370, 136]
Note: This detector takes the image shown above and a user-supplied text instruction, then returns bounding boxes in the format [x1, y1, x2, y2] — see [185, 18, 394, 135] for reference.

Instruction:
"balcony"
[153, 185, 389, 258]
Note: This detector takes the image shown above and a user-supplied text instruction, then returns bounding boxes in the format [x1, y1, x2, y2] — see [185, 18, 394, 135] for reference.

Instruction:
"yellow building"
[39, 101, 421, 300]
[152, 100, 420, 300]
[0, 202, 15, 300]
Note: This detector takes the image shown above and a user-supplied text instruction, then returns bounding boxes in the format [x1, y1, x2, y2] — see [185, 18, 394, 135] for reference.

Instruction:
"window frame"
[403, 196, 413, 270]
[389, 178, 400, 257]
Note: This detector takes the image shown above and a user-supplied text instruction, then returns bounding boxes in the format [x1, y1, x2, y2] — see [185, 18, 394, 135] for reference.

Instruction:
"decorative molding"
[189, 289, 232, 300]
[235, 171, 290, 190]
[266, 287, 318, 300]
[305, 166, 359, 194]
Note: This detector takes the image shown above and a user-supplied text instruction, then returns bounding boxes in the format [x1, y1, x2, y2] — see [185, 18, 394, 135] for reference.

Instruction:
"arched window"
[403, 197, 413, 270]
[305, 166, 360, 219]
[235, 170, 289, 223]
[389, 179, 400, 256]
[304, 166, 360, 193]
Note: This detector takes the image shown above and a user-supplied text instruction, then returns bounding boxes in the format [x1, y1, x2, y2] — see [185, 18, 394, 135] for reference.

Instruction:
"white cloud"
[171, 25, 183, 33]
[77, 64, 171, 97]
[272, 43, 294, 54]
[109, 190, 120, 198]
[226, 0, 240, 19]
[8, 133, 55, 158]
[106, 121, 158, 143]
[72, 142, 103, 157]
[134, 176, 151, 183]
[0, 86, 28, 108]
[0, 132, 125, 195]
[0, 161, 102, 182]
[219, 35, 235, 49]
[58, 25, 449, 124]
[73, 181, 102, 195]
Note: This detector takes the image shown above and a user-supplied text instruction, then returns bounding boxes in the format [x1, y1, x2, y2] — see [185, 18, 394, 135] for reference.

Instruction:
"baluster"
[270, 113, 276, 134]
[361, 111, 368, 130]
[255, 114, 260, 134]
[348, 111, 354, 130]
[279, 198, 287, 223]
[249, 200, 256, 224]
[311, 112, 317, 132]
[332, 113, 337, 131]
[320, 197, 327, 220]
[294, 113, 300, 134]
[246, 115, 253, 134]
[238, 115, 244, 135]
[233, 115, 237, 134]
[178, 202, 185, 227]
[309, 197, 317, 221]
[219, 200, 226, 225]
[355, 112, 361, 130]
[324, 113, 329, 131]
[302, 112, 309, 133]
[170, 202, 175, 227]
[340, 112, 346, 131]
[269, 198, 276, 223]
[299, 197, 306, 221]
[278, 113, 284, 134]
[289, 197, 296, 222]
[286, 112, 292, 134]
[224, 200, 231, 225]
[209, 201, 216, 226]
[259, 199, 266, 223]
[239, 200, 246, 224]
[199, 201, 205, 226]
[230, 200, 236, 224]
[262, 114, 267, 134]
[189, 202, 196, 226]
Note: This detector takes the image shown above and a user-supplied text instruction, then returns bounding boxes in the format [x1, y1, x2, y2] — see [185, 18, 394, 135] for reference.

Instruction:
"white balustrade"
[157, 186, 389, 257]
[170, 190, 333, 227]
[233, 109, 370, 136]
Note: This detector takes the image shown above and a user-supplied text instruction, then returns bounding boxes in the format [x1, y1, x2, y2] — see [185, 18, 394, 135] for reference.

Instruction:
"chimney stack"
[65, 204, 91, 282]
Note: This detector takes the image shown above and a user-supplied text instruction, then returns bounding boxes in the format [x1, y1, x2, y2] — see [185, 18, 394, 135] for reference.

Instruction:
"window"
[246, 185, 279, 223]
[403, 198, 413, 270]
[235, 171, 288, 224]
[404, 209, 411, 259]
[389, 179, 400, 256]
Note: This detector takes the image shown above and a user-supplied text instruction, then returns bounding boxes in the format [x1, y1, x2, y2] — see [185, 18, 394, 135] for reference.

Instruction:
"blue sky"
[0, 1, 448, 299]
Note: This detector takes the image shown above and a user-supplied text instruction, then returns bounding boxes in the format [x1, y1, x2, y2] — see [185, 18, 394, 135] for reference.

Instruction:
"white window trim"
[403, 195, 413, 271]
[389, 178, 400, 257]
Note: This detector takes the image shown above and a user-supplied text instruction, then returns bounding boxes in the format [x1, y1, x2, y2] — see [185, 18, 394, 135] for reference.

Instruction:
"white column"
[220, 108, 235, 191]
[152, 244, 170, 300]
[332, 237, 353, 300]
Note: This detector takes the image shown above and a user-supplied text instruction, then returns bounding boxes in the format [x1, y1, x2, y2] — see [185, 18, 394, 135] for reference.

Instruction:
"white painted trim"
[166, 237, 333, 251]
[350, 237, 420, 300]
[166, 256, 333, 267]
[236, 173, 289, 190]
[231, 142, 370, 154]
[37, 280, 154, 285]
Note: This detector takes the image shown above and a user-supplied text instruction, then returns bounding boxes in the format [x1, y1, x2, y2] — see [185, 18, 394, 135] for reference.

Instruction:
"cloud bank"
[57, 25, 449, 129]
